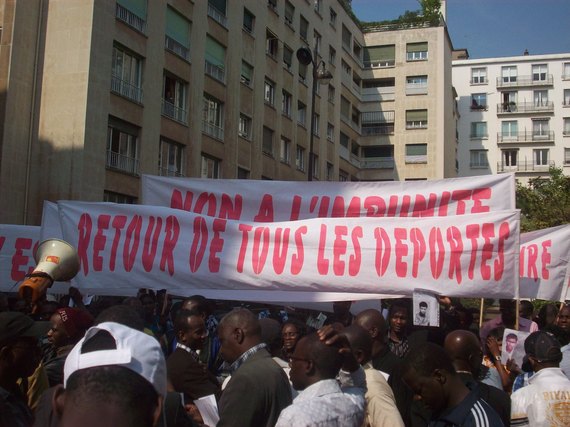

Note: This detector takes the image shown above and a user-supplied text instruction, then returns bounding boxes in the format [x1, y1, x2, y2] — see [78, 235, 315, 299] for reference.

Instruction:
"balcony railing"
[106, 150, 139, 175]
[497, 131, 555, 143]
[362, 87, 395, 102]
[361, 124, 395, 136]
[361, 110, 395, 123]
[405, 155, 427, 164]
[497, 101, 554, 114]
[360, 157, 395, 169]
[207, 3, 227, 28]
[161, 99, 187, 124]
[205, 60, 225, 83]
[111, 75, 143, 104]
[115, 3, 146, 33]
[497, 160, 554, 173]
[159, 167, 185, 177]
[363, 59, 395, 69]
[405, 83, 428, 95]
[339, 145, 350, 161]
[202, 120, 224, 140]
[496, 74, 553, 88]
[165, 36, 190, 61]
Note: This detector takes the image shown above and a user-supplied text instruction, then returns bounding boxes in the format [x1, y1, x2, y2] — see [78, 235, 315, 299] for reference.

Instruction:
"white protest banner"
[54, 201, 520, 300]
[519, 224, 570, 300]
[0, 224, 40, 291]
[141, 174, 515, 221]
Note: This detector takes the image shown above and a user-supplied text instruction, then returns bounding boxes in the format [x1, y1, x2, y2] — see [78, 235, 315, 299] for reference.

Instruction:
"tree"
[516, 166, 570, 232]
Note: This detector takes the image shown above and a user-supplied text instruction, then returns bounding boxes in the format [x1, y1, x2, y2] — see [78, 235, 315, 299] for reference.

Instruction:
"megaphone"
[18, 239, 80, 305]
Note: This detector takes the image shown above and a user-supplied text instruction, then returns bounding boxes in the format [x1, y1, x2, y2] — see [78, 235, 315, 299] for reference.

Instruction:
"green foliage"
[516, 166, 570, 232]
[359, 0, 441, 30]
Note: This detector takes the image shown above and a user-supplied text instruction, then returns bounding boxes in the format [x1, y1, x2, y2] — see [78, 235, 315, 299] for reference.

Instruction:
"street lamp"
[297, 47, 332, 181]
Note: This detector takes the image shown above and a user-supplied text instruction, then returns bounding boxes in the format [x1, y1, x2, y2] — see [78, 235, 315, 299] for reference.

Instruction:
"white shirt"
[511, 367, 570, 427]
[275, 368, 366, 427]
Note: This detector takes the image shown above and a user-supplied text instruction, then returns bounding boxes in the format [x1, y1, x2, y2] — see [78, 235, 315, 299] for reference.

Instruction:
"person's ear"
[353, 349, 365, 365]
[52, 384, 66, 419]
[369, 326, 378, 339]
[234, 328, 245, 344]
[433, 369, 447, 385]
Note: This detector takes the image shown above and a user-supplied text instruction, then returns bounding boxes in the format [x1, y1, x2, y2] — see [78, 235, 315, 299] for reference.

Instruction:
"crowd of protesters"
[1, 288, 570, 427]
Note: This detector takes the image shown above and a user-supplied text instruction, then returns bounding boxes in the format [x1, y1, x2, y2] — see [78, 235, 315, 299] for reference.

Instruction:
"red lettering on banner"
[290, 196, 302, 221]
[252, 227, 270, 274]
[254, 195, 274, 222]
[374, 228, 391, 276]
[400, 195, 411, 217]
[78, 213, 93, 274]
[170, 190, 242, 220]
[194, 193, 218, 217]
[170, 190, 193, 211]
[189, 217, 208, 273]
[349, 227, 363, 276]
[480, 223, 495, 280]
[236, 224, 253, 273]
[272, 227, 290, 274]
[93, 215, 111, 271]
[410, 228, 426, 278]
[331, 197, 361, 218]
[471, 188, 491, 213]
[142, 217, 162, 272]
[412, 194, 438, 217]
[208, 219, 226, 273]
[364, 196, 386, 217]
[466, 224, 480, 280]
[438, 192, 451, 216]
[219, 194, 242, 220]
[387, 196, 398, 217]
[160, 216, 179, 275]
[447, 226, 463, 284]
[394, 228, 408, 278]
[494, 222, 509, 280]
[124, 216, 142, 272]
[541, 240, 551, 279]
[291, 226, 307, 275]
[110, 216, 127, 271]
[429, 228, 445, 279]
[11, 238, 33, 281]
[451, 190, 471, 215]
[0, 236, 5, 252]
[317, 224, 329, 274]
[332, 226, 348, 275]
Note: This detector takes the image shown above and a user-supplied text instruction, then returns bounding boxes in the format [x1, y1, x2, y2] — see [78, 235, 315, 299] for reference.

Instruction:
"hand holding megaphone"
[18, 239, 80, 305]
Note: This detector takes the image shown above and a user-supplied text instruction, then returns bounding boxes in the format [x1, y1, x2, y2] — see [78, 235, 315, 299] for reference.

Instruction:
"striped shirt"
[229, 343, 267, 373]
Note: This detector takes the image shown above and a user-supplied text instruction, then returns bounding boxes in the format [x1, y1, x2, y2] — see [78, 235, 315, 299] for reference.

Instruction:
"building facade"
[0, 0, 456, 225]
[453, 53, 570, 182]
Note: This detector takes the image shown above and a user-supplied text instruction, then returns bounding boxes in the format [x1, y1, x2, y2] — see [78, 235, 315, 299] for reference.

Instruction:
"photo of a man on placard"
[414, 301, 430, 326]
[502, 329, 529, 367]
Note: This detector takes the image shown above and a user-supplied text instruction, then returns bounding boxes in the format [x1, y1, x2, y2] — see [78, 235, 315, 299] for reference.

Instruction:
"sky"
[350, 0, 570, 59]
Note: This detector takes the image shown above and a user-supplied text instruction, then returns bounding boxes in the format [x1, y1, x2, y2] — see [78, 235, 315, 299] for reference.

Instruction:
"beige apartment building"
[0, 0, 457, 225]
[453, 53, 570, 182]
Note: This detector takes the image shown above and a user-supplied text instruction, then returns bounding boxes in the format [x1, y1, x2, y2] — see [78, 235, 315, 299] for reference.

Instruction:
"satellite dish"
[296, 47, 313, 65]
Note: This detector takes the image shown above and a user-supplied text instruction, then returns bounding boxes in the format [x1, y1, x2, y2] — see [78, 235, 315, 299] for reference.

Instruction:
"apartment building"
[453, 53, 570, 182]
[0, 0, 456, 225]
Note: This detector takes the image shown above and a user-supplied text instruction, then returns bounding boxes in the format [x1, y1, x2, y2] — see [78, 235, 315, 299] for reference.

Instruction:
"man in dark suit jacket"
[217, 308, 292, 427]
[167, 309, 221, 402]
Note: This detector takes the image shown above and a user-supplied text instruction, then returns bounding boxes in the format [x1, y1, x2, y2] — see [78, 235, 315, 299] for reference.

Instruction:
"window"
[280, 137, 290, 164]
[159, 138, 184, 177]
[312, 113, 320, 136]
[162, 73, 187, 124]
[201, 154, 220, 178]
[165, 7, 190, 61]
[314, 31, 321, 55]
[363, 45, 395, 68]
[239, 114, 251, 139]
[501, 121, 518, 139]
[564, 118, 570, 136]
[314, 0, 322, 13]
[406, 75, 428, 95]
[534, 149, 549, 166]
[501, 66, 517, 83]
[300, 16, 308, 41]
[111, 44, 143, 103]
[564, 89, 570, 106]
[264, 79, 275, 105]
[405, 144, 427, 163]
[285, 1, 294, 26]
[470, 122, 488, 138]
[116, 0, 147, 33]
[339, 170, 348, 182]
[328, 84, 335, 103]
[266, 29, 278, 58]
[534, 90, 548, 106]
[267, 0, 277, 12]
[471, 93, 487, 110]
[282, 90, 292, 117]
[327, 123, 334, 141]
[329, 8, 337, 27]
[208, 0, 227, 27]
[205, 36, 226, 82]
[532, 64, 548, 81]
[565, 148, 570, 165]
[107, 116, 139, 175]
[299, 62, 307, 83]
[471, 67, 487, 84]
[297, 101, 306, 126]
[243, 8, 255, 33]
[104, 191, 136, 204]
[237, 167, 250, 179]
[353, 42, 362, 61]
[340, 96, 350, 121]
[296, 145, 305, 171]
[326, 162, 334, 181]
[563, 63, 570, 80]
[241, 61, 253, 87]
[202, 93, 224, 140]
[263, 126, 274, 156]
[341, 25, 351, 51]
[532, 119, 550, 138]
[470, 150, 488, 168]
[329, 45, 336, 65]
[502, 150, 518, 167]
[406, 110, 428, 129]
[312, 154, 319, 179]
[406, 42, 428, 61]
[283, 45, 293, 71]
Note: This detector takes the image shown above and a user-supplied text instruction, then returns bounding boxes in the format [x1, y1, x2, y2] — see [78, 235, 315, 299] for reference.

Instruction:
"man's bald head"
[355, 309, 387, 341]
[444, 329, 483, 375]
[342, 324, 373, 365]
[219, 308, 261, 338]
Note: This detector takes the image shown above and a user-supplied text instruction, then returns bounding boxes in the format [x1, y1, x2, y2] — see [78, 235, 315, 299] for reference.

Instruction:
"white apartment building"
[453, 53, 570, 181]
[0, 0, 456, 225]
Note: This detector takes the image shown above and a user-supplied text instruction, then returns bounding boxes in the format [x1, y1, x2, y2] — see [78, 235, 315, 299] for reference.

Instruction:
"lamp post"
[296, 47, 332, 181]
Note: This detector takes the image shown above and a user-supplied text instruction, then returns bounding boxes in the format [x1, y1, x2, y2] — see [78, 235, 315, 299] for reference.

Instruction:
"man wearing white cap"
[51, 322, 167, 427]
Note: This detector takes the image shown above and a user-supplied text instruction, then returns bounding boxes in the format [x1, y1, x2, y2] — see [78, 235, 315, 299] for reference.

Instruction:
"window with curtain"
[470, 122, 488, 138]
[564, 118, 570, 136]
[283, 45, 293, 71]
[405, 144, 427, 163]
[532, 64, 548, 81]
[501, 66, 517, 83]
[159, 138, 184, 177]
[117, 0, 147, 19]
[471, 67, 487, 84]
[363, 45, 395, 67]
[208, 0, 226, 14]
[470, 150, 488, 168]
[406, 42, 428, 61]
[165, 7, 190, 60]
[501, 121, 518, 139]
[341, 25, 351, 49]
[241, 61, 253, 86]
[205, 36, 226, 82]
[297, 101, 306, 125]
[285, 1, 294, 26]
[406, 110, 428, 129]
[243, 8, 254, 33]
[263, 127, 274, 156]
[340, 96, 350, 120]
[201, 154, 221, 178]
[563, 62, 570, 79]
[300, 16, 308, 40]
[533, 149, 549, 166]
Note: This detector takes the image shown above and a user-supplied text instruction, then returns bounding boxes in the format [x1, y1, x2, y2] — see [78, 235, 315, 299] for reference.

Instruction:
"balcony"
[339, 145, 350, 161]
[161, 99, 187, 124]
[165, 36, 190, 61]
[207, 3, 227, 28]
[115, 3, 146, 33]
[363, 59, 395, 69]
[106, 150, 139, 175]
[361, 111, 395, 136]
[405, 154, 427, 164]
[405, 83, 428, 95]
[361, 124, 394, 136]
[497, 160, 554, 173]
[496, 74, 553, 88]
[205, 60, 225, 83]
[497, 131, 555, 144]
[497, 101, 554, 115]
[362, 87, 395, 102]
[202, 120, 224, 141]
[159, 167, 185, 177]
[360, 157, 395, 169]
[111, 75, 143, 104]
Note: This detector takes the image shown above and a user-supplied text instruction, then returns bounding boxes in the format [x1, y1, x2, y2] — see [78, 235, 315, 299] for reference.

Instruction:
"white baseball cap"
[63, 322, 167, 397]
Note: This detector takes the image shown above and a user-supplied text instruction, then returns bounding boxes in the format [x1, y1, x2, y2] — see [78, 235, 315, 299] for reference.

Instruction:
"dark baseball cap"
[524, 331, 562, 363]
[0, 312, 50, 347]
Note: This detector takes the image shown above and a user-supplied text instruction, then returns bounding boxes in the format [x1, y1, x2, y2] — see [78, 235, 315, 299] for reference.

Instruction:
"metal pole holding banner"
[479, 298, 484, 328]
